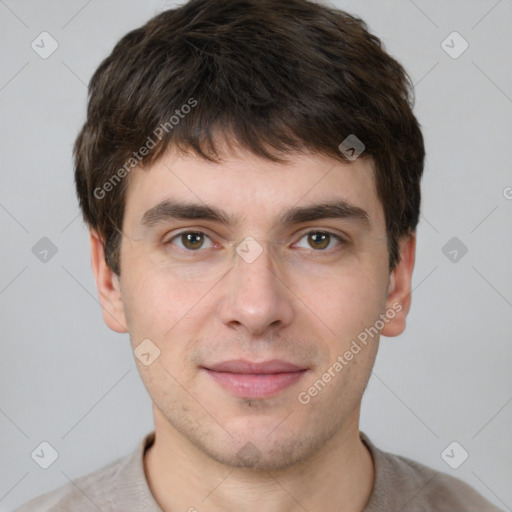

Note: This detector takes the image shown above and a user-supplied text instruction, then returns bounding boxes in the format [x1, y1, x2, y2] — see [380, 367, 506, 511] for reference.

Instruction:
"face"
[92, 144, 414, 471]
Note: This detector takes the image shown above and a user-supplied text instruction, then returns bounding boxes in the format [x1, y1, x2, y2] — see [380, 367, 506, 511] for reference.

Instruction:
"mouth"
[201, 359, 308, 399]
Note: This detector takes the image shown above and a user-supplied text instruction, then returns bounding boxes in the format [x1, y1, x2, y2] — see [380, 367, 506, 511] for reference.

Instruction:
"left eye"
[294, 231, 344, 251]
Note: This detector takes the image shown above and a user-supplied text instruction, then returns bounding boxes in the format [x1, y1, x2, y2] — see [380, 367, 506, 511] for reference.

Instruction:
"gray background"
[1, 0, 511, 510]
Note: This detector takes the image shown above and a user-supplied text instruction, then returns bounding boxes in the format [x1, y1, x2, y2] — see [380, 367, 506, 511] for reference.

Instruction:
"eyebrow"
[140, 198, 371, 230]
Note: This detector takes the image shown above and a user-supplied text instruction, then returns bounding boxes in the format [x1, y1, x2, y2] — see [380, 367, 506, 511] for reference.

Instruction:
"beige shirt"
[13, 431, 503, 512]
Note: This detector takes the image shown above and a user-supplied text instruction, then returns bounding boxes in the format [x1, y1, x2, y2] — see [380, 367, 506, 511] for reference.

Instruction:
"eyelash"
[163, 230, 347, 254]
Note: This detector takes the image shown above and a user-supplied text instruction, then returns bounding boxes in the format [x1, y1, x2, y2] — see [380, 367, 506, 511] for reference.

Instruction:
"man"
[14, 0, 503, 510]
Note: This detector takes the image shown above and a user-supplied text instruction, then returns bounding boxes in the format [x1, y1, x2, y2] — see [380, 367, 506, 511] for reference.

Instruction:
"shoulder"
[388, 452, 502, 511]
[361, 433, 504, 512]
[12, 454, 128, 512]
[12, 432, 157, 512]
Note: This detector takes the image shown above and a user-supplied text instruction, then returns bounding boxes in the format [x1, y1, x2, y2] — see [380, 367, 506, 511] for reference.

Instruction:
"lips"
[202, 359, 307, 399]
[205, 359, 306, 374]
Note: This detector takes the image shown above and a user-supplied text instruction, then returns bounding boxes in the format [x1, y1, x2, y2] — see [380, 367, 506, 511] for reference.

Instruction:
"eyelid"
[164, 229, 218, 247]
[294, 227, 348, 243]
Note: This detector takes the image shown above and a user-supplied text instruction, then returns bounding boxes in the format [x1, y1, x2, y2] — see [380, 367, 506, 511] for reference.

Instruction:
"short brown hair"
[74, 0, 425, 276]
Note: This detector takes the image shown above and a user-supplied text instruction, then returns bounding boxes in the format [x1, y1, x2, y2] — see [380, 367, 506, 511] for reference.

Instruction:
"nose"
[217, 239, 294, 338]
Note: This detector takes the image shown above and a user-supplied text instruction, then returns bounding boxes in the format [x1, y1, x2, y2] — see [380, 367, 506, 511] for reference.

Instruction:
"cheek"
[123, 262, 206, 324]
[121, 268, 223, 376]
[300, 267, 388, 344]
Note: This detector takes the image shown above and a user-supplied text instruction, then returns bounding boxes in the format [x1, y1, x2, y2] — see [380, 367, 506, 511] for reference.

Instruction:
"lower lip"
[204, 369, 307, 399]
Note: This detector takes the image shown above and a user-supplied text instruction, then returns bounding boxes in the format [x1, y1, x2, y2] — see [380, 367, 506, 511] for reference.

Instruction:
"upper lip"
[203, 359, 307, 374]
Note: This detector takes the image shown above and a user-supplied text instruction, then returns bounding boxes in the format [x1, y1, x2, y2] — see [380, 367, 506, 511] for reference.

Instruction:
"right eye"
[164, 231, 216, 252]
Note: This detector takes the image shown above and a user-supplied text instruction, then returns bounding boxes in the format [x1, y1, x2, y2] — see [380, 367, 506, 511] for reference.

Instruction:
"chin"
[191, 412, 337, 471]
[204, 434, 320, 471]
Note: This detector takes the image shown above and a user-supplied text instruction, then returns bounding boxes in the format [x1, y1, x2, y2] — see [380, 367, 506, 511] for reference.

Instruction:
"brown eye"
[308, 232, 330, 250]
[294, 231, 345, 252]
[165, 231, 214, 251]
[181, 232, 205, 250]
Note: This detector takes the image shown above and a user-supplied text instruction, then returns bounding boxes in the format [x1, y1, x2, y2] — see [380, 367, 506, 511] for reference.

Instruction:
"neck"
[144, 407, 375, 512]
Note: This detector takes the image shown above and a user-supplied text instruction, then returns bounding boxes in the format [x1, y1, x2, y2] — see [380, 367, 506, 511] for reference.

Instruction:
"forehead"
[123, 147, 385, 234]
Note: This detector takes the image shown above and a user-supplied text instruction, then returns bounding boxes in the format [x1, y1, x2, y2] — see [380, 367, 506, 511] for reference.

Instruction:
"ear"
[380, 234, 416, 337]
[89, 230, 128, 333]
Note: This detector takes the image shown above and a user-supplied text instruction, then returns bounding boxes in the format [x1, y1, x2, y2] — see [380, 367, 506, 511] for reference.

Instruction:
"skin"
[90, 141, 415, 512]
